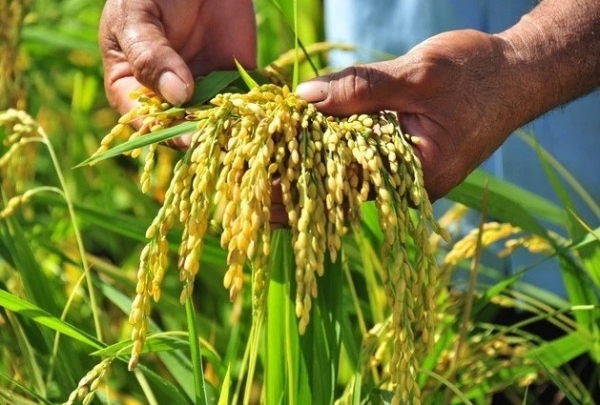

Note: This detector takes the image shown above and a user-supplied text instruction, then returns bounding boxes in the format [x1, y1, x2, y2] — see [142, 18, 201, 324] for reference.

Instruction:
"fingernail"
[296, 81, 329, 103]
[158, 71, 189, 106]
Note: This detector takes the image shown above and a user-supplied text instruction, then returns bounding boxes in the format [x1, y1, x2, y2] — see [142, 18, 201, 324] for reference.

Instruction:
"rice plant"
[1, 1, 599, 405]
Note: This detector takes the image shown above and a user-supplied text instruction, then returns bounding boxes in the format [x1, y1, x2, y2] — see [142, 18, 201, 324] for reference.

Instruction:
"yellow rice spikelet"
[99, 83, 446, 404]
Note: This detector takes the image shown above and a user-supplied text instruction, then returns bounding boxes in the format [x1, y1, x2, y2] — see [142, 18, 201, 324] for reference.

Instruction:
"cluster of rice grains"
[104, 84, 449, 403]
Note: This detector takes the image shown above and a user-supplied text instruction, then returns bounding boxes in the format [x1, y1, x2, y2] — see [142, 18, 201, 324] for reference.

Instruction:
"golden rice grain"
[98, 82, 447, 404]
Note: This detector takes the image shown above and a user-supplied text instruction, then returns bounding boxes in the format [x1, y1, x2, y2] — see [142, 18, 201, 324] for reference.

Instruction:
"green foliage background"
[1, 1, 600, 404]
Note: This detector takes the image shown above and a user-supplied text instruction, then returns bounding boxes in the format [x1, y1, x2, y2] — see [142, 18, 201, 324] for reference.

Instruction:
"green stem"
[292, 0, 300, 91]
[186, 298, 208, 405]
[282, 234, 296, 405]
[266, 230, 298, 405]
[444, 185, 489, 405]
[233, 325, 252, 405]
[243, 304, 265, 405]
[37, 126, 103, 385]
[134, 368, 159, 405]
[42, 132, 102, 337]
[343, 249, 367, 335]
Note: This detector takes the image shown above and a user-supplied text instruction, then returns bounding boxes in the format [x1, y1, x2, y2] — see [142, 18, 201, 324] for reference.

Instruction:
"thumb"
[296, 61, 400, 117]
[121, 23, 194, 106]
[100, 7, 194, 108]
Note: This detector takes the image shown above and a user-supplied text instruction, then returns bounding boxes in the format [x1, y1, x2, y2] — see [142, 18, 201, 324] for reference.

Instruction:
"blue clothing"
[325, 0, 600, 296]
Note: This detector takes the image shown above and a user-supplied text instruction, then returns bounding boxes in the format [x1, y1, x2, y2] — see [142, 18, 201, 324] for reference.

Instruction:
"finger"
[120, 14, 194, 106]
[99, 1, 194, 110]
[295, 60, 406, 117]
[397, 112, 452, 202]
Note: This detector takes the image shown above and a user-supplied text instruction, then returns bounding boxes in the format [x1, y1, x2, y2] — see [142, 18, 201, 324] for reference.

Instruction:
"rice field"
[1, 1, 599, 404]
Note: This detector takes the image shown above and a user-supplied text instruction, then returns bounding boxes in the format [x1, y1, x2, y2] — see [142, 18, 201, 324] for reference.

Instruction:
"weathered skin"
[99, 0, 600, 206]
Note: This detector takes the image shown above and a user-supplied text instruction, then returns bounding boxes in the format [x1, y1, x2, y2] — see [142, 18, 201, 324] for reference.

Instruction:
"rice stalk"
[95, 82, 449, 404]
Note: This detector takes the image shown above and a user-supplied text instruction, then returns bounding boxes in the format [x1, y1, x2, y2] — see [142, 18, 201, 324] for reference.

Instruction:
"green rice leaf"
[91, 334, 221, 364]
[0, 289, 102, 350]
[262, 0, 321, 77]
[0, 372, 54, 405]
[532, 354, 582, 405]
[190, 71, 241, 106]
[447, 169, 564, 234]
[186, 299, 209, 405]
[76, 121, 197, 167]
[156, 352, 196, 401]
[527, 136, 600, 357]
[135, 362, 195, 405]
[0, 216, 61, 317]
[571, 226, 600, 250]
[265, 229, 310, 405]
[235, 59, 259, 89]
[91, 337, 186, 357]
[518, 132, 600, 219]
[420, 370, 475, 405]
[299, 244, 342, 405]
[217, 366, 232, 405]
[292, 0, 300, 90]
[265, 229, 294, 405]
[95, 270, 214, 402]
[264, 229, 341, 405]
[527, 332, 591, 368]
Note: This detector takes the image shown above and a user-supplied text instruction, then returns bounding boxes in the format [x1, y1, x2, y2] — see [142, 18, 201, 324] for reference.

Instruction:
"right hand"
[296, 30, 523, 201]
[99, 0, 256, 118]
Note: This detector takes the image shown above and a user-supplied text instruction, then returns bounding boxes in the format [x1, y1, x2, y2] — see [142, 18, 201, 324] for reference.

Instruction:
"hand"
[99, 0, 256, 118]
[296, 30, 526, 201]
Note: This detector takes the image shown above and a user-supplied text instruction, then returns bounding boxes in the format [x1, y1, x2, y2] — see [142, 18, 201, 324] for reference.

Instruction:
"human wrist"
[493, 0, 600, 128]
[489, 29, 554, 134]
